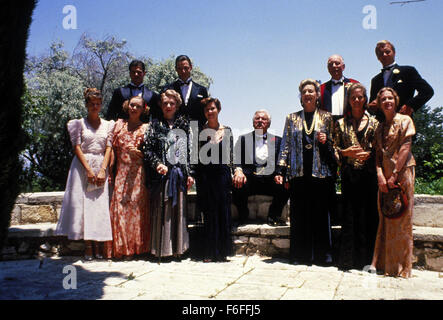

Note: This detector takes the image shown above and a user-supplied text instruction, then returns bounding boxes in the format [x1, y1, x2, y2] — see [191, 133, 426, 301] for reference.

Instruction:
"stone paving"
[1, 254, 442, 300]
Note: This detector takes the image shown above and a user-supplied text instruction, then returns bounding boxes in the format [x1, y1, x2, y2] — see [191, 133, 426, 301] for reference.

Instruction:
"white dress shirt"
[331, 78, 345, 116]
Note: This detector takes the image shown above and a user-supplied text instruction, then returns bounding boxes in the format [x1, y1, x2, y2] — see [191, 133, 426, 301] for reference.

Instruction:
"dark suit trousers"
[289, 176, 332, 263]
[232, 174, 289, 221]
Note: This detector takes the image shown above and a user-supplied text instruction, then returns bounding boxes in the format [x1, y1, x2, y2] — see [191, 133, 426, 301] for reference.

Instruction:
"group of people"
[56, 40, 434, 278]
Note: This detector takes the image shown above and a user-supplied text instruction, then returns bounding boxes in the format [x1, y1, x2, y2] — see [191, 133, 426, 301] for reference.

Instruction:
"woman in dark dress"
[197, 98, 233, 262]
[333, 83, 379, 270]
[275, 79, 336, 266]
[141, 89, 195, 260]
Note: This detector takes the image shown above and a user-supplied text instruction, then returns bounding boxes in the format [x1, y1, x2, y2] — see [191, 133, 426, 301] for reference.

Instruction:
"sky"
[26, 0, 442, 138]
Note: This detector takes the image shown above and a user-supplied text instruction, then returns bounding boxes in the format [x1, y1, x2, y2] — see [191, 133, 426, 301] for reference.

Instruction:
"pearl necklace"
[302, 108, 318, 135]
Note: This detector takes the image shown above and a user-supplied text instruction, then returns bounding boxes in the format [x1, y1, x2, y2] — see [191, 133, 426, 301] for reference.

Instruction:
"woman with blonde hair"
[104, 95, 151, 259]
[370, 87, 416, 278]
[141, 89, 195, 260]
[275, 79, 336, 266]
[56, 88, 115, 260]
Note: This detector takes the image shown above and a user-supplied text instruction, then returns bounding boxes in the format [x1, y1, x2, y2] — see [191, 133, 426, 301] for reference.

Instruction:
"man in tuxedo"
[368, 40, 434, 118]
[320, 54, 359, 121]
[320, 54, 356, 227]
[162, 55, 209, 126]
[232, 110, 289, 226]
[106, 60, 159, 122]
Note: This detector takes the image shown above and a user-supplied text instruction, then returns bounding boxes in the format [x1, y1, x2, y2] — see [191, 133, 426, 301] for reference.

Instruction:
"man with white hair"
[320, 54, 359, 120]
[232, 110, 289, 226]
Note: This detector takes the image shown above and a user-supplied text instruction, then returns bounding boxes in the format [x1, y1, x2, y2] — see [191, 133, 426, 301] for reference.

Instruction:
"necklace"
[302, 108, 318, 135]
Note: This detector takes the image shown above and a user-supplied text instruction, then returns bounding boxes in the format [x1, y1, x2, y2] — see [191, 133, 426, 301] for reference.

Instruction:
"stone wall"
[5, 192, 443, 272]
[10, 192, 441, 227]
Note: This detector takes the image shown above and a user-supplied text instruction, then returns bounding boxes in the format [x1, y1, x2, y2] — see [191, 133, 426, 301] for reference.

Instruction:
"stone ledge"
[413, 226, 443, 242]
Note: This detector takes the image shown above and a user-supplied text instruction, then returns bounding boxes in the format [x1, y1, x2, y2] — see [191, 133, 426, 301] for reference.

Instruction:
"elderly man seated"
[232, 110, 289, 226]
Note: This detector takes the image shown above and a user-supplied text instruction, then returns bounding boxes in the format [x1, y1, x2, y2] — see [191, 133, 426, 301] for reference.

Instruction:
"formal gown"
[56, 118, 115, 241]
[334, 114, 379, 270]
[104, 119, 150, 258]
[198, 125, 233, 261]
[372, 113, 416, 278]
[141, 115, 193, 258]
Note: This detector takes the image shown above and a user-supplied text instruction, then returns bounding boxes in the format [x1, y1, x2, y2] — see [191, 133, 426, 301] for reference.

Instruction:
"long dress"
[197, 125, 233, 261]
[104, 119, 150, 258]
[141, 114, 193, 258]
[277, 109, 336, 264]
[56, 118, 115, 241]
[333, 114, 379, 270]
[372, 113, 416, 278]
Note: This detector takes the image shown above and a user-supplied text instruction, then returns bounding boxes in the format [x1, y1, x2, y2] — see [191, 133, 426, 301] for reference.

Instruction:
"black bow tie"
[129, 84, 144, 89]
[179, 80, 191, 86]
[382, 66, 394, 72]
[332, 81, 343, 86]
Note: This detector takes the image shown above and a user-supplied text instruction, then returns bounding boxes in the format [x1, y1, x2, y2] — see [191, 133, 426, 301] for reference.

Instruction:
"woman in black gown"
[333, 83, 379, 270]
[197, 98, 233, 262]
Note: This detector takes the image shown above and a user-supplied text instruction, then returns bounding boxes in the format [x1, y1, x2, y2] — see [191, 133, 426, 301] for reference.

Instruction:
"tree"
[412, 105, 443, 179]
[0, 0, 36, 255]
[21, 34, 212, 192]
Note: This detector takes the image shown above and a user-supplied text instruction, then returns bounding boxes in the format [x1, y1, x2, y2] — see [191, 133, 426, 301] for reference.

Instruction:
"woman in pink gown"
[104, 96, 150, 259]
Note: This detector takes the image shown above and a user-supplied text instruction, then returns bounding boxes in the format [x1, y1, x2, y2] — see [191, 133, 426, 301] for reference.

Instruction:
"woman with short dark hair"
[198, 97, 233, 262]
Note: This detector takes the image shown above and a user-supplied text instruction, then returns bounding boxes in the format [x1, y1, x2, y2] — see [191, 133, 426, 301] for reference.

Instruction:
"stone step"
[3, 222, 442, 272]
[11, 192, 442, 227]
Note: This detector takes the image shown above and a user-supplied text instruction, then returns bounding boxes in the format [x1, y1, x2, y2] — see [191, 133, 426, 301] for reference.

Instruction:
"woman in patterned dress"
[56, 88, 114, 260]
[141, 89, 195, 260]
[333, 83, 379, 270]
[370, 87, 416, 278]
[104, 95, 150, 259]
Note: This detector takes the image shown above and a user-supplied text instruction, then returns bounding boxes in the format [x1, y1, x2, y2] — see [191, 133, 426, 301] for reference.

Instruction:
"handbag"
[379, 183, 408, 219]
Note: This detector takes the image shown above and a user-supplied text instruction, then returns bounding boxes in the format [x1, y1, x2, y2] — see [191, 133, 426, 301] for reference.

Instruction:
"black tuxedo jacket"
[369, 64, 434, 112]
[105, 84, 159, 122]
[320, 77, 359, 114]
[234, 131, 282, 177]
[162, 80, 209, 126]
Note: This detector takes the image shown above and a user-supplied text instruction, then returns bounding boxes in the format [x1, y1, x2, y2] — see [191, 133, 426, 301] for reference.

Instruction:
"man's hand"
[233, 170, 247, 189]
[368, 100, 378, 114]
[399, 104, 413, 116]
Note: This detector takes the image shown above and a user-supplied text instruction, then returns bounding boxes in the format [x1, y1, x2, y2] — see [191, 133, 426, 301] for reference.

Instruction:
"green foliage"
[412, 105, 443, 178]
[412, 105, 443, 194]
[415, 177, 443, 195]
[21, 33, 212, 192]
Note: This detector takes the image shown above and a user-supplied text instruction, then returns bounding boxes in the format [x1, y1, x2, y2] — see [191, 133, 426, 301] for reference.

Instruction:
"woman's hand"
[128, 147, 143, 159]
[233, 170, 247, 189]
[387, 172, 398, 189]
[377, 173, 388, 193]
[96, 168, 106, 186]
[156, 164, 168, 176]
[86, 169, 96, 185]
[187, 176, 195, 190]
[274, 175, 283, 185]
[317, 132, 327, 144]
[342, 145, 362, 158]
